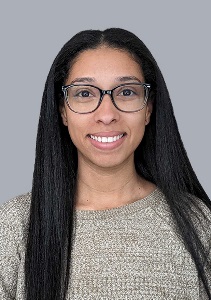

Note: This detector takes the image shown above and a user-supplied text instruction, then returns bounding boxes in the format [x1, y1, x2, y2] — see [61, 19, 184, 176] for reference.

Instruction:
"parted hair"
[25, 28, 211, 299]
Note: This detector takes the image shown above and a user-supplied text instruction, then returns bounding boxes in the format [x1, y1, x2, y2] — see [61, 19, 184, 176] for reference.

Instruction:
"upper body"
[0, 188, 210, 299]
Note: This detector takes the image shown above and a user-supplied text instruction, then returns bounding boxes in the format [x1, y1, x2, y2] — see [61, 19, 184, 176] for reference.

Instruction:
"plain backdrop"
[0, 0, 210, 204]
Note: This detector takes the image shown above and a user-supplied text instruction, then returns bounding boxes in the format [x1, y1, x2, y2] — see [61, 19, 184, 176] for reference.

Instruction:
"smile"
[89, 134, 124, 143]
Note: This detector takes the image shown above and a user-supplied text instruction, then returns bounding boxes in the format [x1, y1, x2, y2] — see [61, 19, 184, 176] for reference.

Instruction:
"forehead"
[66, 47, 144, 85]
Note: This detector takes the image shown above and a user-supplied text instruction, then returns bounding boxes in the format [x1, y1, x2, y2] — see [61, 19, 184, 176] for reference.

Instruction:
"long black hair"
[25, 28, 211, 299]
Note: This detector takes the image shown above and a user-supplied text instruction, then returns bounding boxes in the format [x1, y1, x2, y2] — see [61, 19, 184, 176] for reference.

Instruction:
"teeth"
[90, 134, 124, 143]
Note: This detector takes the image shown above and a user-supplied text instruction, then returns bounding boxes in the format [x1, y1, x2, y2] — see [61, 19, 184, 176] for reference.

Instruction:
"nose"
[94, 93, 120, 124]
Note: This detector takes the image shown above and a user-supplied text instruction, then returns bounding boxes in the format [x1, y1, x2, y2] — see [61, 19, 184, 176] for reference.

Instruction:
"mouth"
[88, 133, 125, 143]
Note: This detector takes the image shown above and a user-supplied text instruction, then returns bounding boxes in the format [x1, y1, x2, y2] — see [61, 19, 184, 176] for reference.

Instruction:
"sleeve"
[0, 210, 21, 299]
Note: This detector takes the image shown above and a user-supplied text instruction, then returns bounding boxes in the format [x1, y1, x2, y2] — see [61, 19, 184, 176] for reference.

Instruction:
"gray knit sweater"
[0, 189, 210, 299]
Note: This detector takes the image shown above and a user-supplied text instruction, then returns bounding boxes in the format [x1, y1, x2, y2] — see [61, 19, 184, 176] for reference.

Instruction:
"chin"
[90, 155, 133, 170]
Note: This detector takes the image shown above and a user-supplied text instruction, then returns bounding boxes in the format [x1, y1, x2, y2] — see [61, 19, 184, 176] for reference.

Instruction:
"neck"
[75, 156, 155, 210]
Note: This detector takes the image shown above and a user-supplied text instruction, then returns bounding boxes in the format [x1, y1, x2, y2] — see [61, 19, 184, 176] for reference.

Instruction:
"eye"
[117, 87, 137, 98]
[120, 89, 135, 96]
[77, 90, 93, 97]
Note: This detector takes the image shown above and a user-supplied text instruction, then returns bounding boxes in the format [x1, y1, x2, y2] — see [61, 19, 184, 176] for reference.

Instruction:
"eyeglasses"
[62, 82, 151, 114]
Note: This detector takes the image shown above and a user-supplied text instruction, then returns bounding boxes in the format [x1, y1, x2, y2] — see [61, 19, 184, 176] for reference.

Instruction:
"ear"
[60, 105, 68, 126]
[145, 101, 153, 125]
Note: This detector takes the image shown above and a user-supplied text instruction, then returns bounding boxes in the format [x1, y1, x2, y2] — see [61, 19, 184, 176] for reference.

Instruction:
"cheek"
[66, 116, 87, 148]
[67, 122, 79, 144]
[130, 115, 147, 144]
[130, 112, 146, 130]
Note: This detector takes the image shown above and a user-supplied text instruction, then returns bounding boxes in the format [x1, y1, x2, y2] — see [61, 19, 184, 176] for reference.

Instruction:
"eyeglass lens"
[64, 84, 148, 113]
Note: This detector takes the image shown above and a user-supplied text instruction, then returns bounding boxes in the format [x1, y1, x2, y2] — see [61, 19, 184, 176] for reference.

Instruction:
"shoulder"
[189, 194, 211, 246]
[0, 194, 31, 297]
[0, 192, 31, 222]
[155, 190, 211, 249]
[190, 194, 211, 221]
[154, 189, 211, 225]
[0, 192, 31, 243]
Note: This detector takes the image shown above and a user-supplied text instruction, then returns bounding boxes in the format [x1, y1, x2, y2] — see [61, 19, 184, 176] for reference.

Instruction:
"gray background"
[0, 1, 210, 204]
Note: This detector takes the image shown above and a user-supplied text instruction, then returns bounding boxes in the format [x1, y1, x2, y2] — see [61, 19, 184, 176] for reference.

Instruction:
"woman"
[0, 28, 210, 299]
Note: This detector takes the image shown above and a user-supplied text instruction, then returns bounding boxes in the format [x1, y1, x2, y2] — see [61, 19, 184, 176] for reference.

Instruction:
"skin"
[61, 47, 156, 210]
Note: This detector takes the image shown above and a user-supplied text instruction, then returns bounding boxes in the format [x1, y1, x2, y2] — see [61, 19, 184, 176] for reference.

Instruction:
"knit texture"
[0, 189, 210, 299]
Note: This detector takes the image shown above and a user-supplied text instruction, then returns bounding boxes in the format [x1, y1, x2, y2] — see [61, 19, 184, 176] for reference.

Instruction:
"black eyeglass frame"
[62, 82, 151, 114]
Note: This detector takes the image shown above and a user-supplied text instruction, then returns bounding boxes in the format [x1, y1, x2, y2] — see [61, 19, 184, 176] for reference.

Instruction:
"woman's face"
[61, 47, 152, 170]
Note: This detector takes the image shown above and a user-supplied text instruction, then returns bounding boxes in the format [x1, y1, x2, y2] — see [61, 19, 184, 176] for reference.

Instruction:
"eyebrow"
[70, 76, 143, 84]
[71, 77, 95, 84]
[116, 76, 142, 83]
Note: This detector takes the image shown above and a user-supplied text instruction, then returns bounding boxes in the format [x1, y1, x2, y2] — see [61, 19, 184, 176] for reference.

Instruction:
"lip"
[87, 131, 126, 150]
